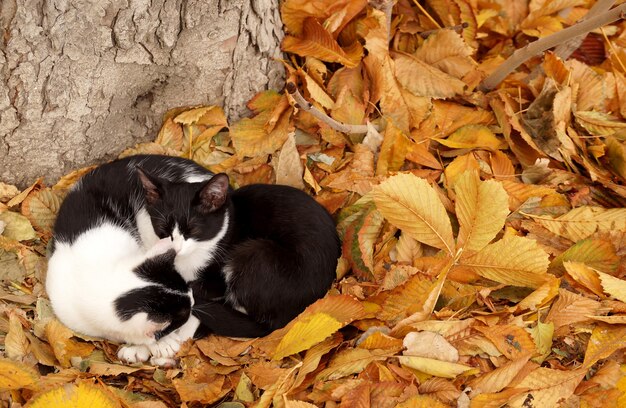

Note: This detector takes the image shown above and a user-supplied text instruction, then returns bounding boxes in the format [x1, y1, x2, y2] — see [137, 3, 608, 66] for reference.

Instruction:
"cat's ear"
[198, 173, 229, 213]
[136, 167, 162, 205]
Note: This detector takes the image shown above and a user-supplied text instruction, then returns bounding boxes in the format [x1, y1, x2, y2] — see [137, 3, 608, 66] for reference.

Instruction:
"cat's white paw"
[148, 333, 182, 359]
[118, 344, 151, 364]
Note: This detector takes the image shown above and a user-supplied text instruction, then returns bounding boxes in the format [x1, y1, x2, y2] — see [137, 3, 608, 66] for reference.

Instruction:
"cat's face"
[136, 169, 230, 257]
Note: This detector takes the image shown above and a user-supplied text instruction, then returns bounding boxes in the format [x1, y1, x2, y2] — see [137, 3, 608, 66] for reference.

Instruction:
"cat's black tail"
[192, 301, 272, 338]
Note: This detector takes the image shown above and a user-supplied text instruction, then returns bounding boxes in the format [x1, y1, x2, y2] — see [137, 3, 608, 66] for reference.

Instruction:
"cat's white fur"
[136, 210, 230, 282]
[47, 222, 190, 346]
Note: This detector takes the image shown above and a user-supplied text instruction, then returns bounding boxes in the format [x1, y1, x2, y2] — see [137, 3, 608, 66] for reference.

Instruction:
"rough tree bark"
[0, 0, 284, 187]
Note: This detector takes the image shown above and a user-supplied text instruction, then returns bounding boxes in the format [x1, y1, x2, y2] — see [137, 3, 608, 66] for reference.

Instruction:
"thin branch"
[419, 22, 468, 38]
[479, 4, 626, 92]
[286, 82, 378, 133]
[554, 0, 616, 60]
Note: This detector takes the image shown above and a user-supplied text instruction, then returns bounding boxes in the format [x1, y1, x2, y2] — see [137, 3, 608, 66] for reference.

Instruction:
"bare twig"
[554, 0, 616, 60]
[419, 22, 468, 38]
[479, 4, 626, 92]
[286, 82, 378, 133]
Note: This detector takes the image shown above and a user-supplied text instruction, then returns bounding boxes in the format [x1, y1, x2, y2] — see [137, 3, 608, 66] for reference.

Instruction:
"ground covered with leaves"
[2, 0, 626, 407]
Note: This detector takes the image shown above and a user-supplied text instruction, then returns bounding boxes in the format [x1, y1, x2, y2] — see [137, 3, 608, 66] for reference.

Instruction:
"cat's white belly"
[46, 222, 161, 345]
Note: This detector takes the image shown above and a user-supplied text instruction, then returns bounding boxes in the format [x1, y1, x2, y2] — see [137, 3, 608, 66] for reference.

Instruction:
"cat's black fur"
[177, 176, 342, 338]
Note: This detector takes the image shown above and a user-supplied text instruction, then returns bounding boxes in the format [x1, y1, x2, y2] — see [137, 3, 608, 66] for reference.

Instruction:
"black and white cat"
[47, 155, 222, 365]
[48, 154, 340, 366]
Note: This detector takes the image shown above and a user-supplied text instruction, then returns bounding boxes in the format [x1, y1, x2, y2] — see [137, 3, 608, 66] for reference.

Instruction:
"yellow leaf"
[358, 331, 404, 351]
[0, 182, 19, 202]
[444, 153, 481, 188]
[274, 133, 304, 189]
[597, 271, 626, 303]
[516, 276, 560, 312]
[316, 348, 391, 381]
[21, 188, 62, 233]
[230, 108, 291, 158]
[0, 211, 37, 241]
[606, 136, 626, 180]
[508, 367, 586, 407]
[583, 325, 626, 368]
[45, 320, 95, 368]
[469, 353, 532, 395]
[455, 171, 509, 254]
[376, 274, 435, 323]
[398, 356, 475, 378]
[26, 382, 119, 408]
[282, 18, 362, 68]
[435, 124, 506, 151]
[459, 236, 549, 288]
[5, 312, 29, 360]
[563, 262, 604, 297]
[376, 120, 413, 176]
[262, 295, 364, 359]
[0, 358, 39, 391]
[52, 166, 97, 191]
[273, 313, 342, 360]
[301, 69, 334, 110]
[529, 319, 554, 363]
[372, 173, 455, 255]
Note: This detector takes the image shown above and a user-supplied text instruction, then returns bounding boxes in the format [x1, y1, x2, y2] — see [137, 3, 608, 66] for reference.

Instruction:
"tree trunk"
[0, 0, 284, 187]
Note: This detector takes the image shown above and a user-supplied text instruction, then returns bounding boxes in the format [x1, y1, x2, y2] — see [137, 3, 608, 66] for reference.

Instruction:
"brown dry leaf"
[281, 0, 367, 36]
[475, 325, 536, 360]
[275, 132, 304, 189]
[528, 207, 626, 242]
[393, 52, 467, 99]
[0, 182, 19, 202]
[45, 320, 96, 368]
[316, 348, 392, 381]
[372, 173, 455, 256]
[282, 18, 362, 68]
[376, 120, 413, 176]
[469, 353, 532, 395]
[5, 311, 29, 359]
[507, 367, 587, 408]
[413, 30, 475, 79]
[563, 262, 604, 297]
[545, 289, 601, 331]
[21, 188, 62, 233]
